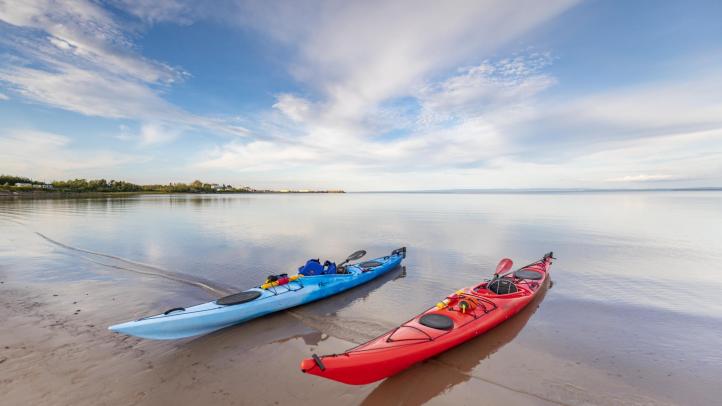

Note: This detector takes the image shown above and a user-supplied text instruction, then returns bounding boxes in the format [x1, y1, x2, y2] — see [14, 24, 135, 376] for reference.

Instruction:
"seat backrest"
[487, 278, 518, 295]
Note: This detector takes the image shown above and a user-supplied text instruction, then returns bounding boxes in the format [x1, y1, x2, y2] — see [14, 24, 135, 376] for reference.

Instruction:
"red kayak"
[300, 252, 555, 385]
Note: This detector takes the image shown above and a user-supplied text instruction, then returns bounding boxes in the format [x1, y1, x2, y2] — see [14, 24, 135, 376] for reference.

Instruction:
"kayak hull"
[301, 253, 553, 385]
[109, 249, 405, 340]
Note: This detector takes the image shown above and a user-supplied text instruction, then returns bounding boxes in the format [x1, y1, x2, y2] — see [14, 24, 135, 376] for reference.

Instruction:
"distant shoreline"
[351, 187, 722, 194]
[0, 190, 345, 199]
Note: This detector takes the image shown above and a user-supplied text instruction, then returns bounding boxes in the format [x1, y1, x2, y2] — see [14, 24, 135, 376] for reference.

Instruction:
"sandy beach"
[2, 272, 690, 406]
[0, 274, 639, 406]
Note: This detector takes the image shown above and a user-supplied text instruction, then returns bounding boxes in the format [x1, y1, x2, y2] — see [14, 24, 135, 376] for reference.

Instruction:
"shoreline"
[0, 190, 345, 199]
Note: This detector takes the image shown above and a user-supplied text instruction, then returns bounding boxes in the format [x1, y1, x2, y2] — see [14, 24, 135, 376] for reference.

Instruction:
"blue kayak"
[108, 247, 406, 340]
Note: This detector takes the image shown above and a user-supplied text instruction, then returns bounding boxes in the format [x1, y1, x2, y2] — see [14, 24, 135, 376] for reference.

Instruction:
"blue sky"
[1, 0, 721, 190]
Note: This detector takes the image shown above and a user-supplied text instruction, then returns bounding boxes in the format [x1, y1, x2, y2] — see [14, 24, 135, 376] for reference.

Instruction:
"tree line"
[1, 175, 254, 193]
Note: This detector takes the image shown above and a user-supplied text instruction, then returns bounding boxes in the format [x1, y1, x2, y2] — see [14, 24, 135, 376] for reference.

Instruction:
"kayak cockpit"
[472, 265, 546, 296]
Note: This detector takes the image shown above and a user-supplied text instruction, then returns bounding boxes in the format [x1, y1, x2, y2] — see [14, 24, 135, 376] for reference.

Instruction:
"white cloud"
[502, 72, 722, 166]
[109, 0, 194, 24]
[272, 93, 313, 123]
[0, 91, 8, 100]
[48, 36, 73, 51]
[0, 129, 145, 178]
[606, 174, 680, 183]
[0, 64, 178, 119]
[416, 53, 556, 125]
[138, 123, 182, 145]
[196, 139, 321, 172]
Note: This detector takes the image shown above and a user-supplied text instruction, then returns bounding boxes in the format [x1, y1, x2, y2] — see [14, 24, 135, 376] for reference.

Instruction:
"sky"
[1, 0, 721, 191]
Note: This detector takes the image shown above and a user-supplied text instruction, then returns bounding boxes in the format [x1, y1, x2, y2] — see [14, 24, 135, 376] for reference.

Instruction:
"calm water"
[2, 192, 721, 404]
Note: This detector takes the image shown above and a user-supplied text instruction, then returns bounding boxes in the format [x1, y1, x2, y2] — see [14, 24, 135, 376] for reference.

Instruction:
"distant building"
[13, 182, 53, 189]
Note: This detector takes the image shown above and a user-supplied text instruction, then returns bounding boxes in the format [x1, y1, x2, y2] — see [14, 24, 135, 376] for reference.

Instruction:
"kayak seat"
[216, 291, 262, 306]
[419, 313, 454, 330]
[487, 278, 518, 295]
[514, 269, 543, 280]
[359, 260, 383, 268]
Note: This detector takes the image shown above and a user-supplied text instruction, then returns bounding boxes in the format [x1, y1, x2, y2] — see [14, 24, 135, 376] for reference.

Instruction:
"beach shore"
[1, 273, 679, 406]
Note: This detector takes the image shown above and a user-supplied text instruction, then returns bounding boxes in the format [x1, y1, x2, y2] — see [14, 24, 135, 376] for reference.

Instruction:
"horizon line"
[350, 187, 722, 193]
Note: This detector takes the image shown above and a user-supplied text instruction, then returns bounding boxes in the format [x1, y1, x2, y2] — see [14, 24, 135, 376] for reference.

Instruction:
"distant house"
[15, 182, 32, 187]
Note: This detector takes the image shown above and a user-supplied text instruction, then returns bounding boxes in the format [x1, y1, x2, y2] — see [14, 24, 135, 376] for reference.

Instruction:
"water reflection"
[362, 279, 550, 406]
[289, 266, 408, 345]
[180, 265, 408, 351]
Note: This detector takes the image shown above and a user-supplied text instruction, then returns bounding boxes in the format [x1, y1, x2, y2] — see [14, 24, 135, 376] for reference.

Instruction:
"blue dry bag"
[299, 259, 324, 276]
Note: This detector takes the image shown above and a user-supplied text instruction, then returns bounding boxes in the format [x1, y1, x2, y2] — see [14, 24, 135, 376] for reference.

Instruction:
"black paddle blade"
[346, 250, 366, 262]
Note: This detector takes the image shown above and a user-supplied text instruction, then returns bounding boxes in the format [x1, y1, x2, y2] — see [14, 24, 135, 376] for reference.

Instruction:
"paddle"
[338, 250, 366, 267]
[494, 258, 513, 277]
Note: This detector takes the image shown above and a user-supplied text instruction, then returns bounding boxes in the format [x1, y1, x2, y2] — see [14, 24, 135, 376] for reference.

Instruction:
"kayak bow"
[300, 252, 554, 385]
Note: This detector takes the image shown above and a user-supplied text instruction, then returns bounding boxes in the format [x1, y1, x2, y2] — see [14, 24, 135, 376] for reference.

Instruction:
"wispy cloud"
[606, 174, 681, 183]
[0, 129, 145, 179]
[0, 0, 246, 144]
[415, 53, 555, 126]
[109, 0, 195, 25]
[138, 122, 182, 145]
